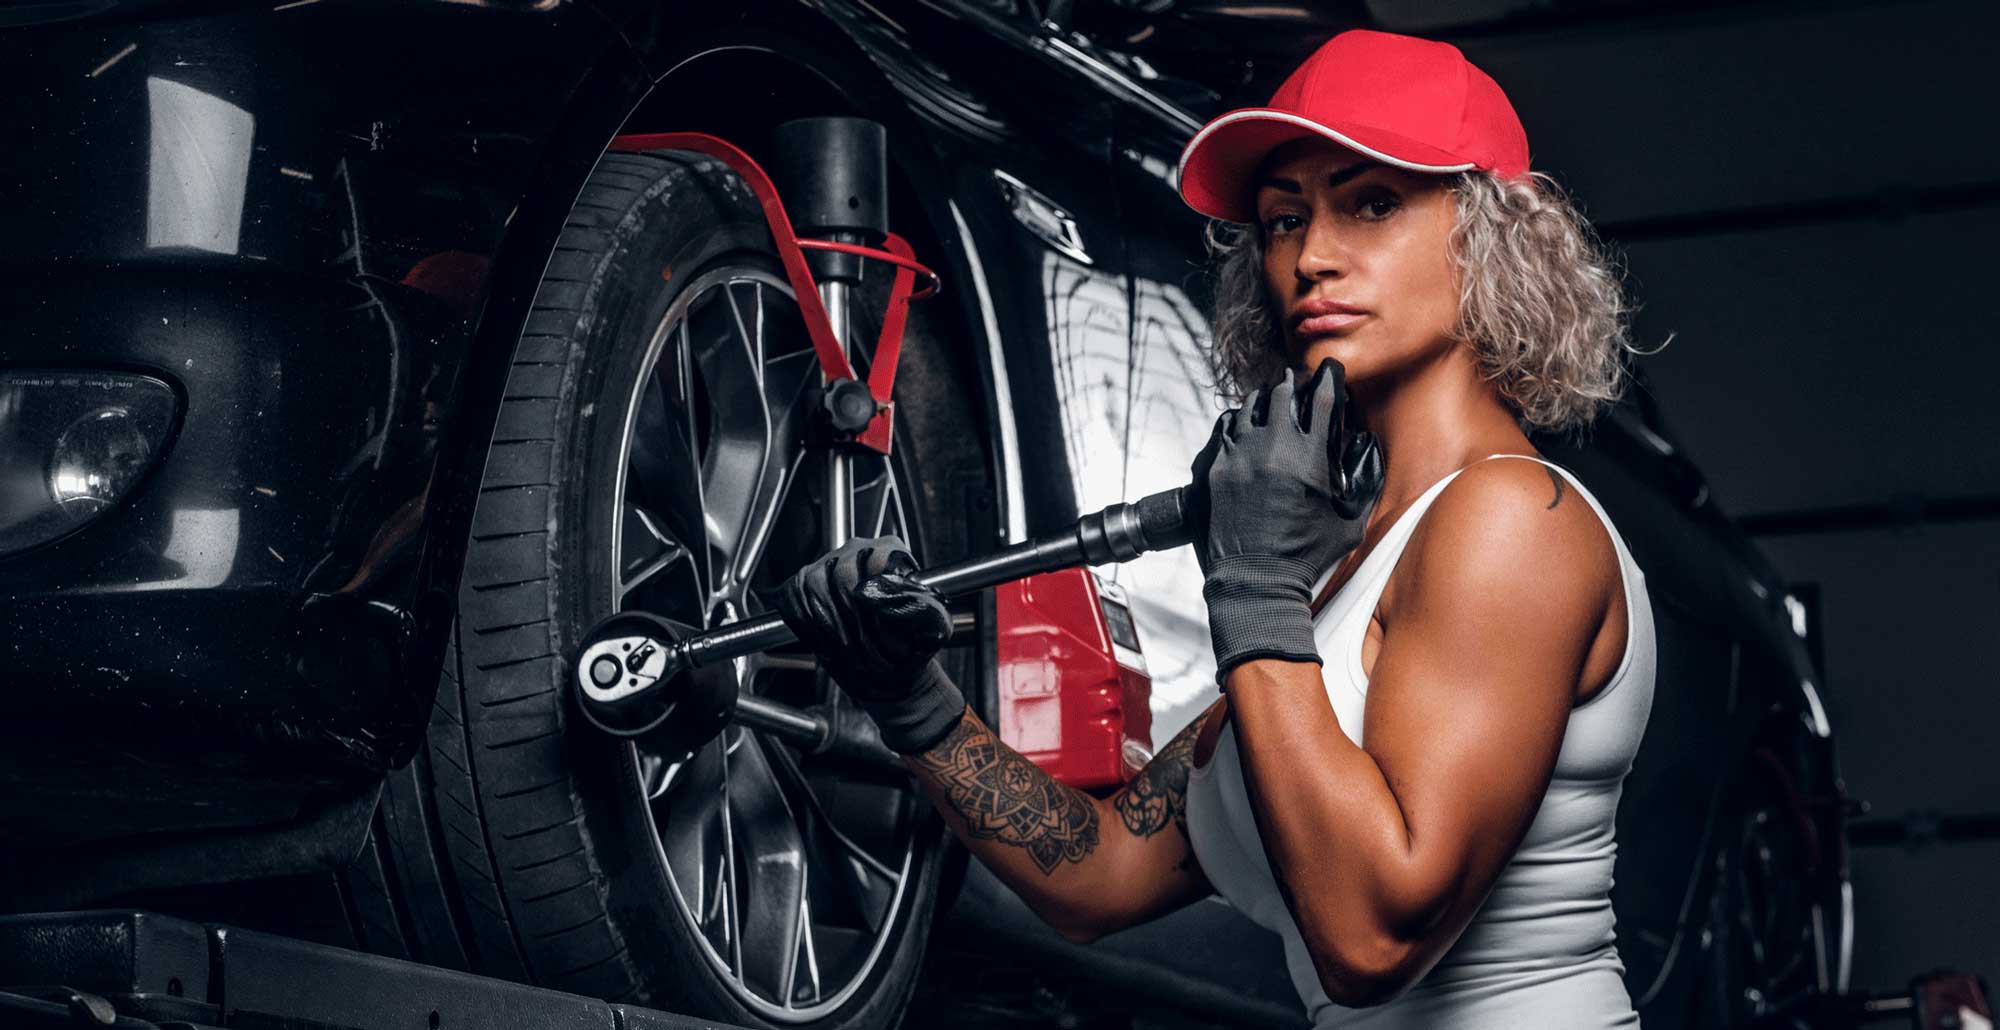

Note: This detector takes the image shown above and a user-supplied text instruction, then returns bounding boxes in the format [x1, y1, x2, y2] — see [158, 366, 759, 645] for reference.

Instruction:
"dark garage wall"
[1453, 0, 2000, 992]
[1762, 524, 2000, 985]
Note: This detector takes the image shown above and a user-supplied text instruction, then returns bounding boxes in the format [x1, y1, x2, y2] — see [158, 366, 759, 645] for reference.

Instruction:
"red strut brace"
[609, 133, 939, 455]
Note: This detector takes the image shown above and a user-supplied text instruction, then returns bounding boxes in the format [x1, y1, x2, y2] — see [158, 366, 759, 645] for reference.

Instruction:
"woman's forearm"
[904, 706, 1212, 942]
[908, 709, 1104, 878]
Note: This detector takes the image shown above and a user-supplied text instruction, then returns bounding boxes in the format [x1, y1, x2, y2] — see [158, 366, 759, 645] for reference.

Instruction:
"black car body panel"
[2, 0, 644, 848]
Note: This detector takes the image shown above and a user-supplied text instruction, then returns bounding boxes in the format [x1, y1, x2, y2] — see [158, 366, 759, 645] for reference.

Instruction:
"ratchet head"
[574, 610, 738, 761]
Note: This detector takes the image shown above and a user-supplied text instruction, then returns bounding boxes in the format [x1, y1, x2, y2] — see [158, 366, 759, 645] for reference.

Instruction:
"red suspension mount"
[608, 131, 940, 456]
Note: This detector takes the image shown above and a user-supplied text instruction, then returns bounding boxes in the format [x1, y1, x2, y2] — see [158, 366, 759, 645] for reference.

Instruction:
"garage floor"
[909, 949, 1259, 1030]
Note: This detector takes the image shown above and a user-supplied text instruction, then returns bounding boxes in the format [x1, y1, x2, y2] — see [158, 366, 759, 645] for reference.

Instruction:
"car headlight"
[0, 371, 178, 556]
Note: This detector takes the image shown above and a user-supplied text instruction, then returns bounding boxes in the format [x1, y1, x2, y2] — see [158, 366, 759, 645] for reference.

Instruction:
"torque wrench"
[572, 485, 1192, 759]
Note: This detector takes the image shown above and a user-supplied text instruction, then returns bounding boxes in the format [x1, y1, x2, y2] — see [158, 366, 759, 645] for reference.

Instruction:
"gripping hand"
[1189, 357, 1384, 683]
[775, 535, 967, 754]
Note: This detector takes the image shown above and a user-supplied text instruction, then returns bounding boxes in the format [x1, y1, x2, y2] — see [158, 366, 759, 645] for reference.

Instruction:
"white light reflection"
[948, 200, 1028, 543]
[130, 507, 241, 591]
[146, 77, 253, 254]
[1799, 678, 1832, 739]
[1045, 256, 1227, 742]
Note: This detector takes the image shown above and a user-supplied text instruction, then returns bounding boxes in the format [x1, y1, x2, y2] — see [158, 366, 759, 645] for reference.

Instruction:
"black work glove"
[775, 535, 967, 754]
[1189, 357, 1385, 685]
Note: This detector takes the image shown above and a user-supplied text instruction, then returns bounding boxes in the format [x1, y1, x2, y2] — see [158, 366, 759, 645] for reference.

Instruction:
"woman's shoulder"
[1385, 455, 1620, 622]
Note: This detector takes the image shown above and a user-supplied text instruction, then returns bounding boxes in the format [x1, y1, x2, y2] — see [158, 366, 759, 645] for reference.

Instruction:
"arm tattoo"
[1113, 721, 1199, 841]
[912, 716, 1099, 875]
[1545, 466, 1566, 510]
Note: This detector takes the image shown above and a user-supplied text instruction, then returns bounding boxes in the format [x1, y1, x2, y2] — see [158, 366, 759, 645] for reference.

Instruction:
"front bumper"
[0, 267, 449, 846]
[0, 1, 623, 849]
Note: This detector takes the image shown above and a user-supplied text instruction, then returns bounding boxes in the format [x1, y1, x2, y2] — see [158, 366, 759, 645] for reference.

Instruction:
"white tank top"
[1184, 454, 1656, 1029]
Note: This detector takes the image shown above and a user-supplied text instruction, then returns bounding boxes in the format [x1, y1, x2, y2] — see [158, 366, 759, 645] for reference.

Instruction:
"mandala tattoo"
[1113, 720, 1200, 842]
[914, 717, 1100, 875]
[1545, 466, 1566, 510]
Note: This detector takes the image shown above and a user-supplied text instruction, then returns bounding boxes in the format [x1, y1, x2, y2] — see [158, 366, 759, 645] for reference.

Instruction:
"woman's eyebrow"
[1255, 163, 1378, 196]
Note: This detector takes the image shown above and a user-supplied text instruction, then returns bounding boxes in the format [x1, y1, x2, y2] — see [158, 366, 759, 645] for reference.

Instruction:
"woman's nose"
[1294, 219, 1347, 281]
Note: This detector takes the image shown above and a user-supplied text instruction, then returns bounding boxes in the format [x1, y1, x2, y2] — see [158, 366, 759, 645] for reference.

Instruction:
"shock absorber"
[771, 116, 890, 547]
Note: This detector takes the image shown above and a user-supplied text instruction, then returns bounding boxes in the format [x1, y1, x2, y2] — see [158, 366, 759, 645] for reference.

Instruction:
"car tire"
[346, 148, 981, 1028]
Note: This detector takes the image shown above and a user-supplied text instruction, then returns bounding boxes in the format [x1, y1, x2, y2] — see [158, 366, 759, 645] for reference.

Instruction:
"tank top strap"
[1308, 454, 1512, 622]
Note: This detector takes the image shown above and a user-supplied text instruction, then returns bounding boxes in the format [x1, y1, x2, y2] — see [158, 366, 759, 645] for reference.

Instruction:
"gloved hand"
[775, 535, 967, 754]
[1189, 357, 1385, 685]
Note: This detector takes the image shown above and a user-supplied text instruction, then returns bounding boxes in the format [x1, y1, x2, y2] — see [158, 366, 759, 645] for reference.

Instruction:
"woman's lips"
[1295, 311, 1369, 336]
[1293, 299, 1368, 336]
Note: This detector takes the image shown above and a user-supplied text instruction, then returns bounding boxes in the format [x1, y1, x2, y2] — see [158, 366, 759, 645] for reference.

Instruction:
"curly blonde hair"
[1204, 169, 1644, 432]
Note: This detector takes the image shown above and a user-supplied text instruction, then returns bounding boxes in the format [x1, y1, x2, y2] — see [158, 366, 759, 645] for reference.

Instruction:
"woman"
[776, 28, 1656, 1028]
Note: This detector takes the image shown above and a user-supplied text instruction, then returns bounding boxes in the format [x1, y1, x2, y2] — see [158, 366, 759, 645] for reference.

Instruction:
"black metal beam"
[1847, 810, 2000, 848]
[1599, 178, 2000, 244]
[1738, 493, 2000, 537]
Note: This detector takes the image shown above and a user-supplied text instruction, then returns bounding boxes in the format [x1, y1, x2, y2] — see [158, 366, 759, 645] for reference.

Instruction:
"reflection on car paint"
[1043, 239, 1230, 740]
[145, 77, 253, 255]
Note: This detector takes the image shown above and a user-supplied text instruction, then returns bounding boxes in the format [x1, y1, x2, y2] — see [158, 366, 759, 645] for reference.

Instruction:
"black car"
[0, 2, 1849, 1027]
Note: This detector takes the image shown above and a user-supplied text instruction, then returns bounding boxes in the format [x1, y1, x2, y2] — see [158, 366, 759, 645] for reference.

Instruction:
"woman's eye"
[1263, 213, 1305, 236]
[1354, 191, 1401, 220]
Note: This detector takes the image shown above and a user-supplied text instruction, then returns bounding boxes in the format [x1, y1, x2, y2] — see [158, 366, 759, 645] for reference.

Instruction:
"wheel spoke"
[700, 283, 816, 603]
[768, 743, 901, 883]
[797, 894, 823, 1006]
[738, 334, 817, 587]
[724, 281, 764, 388]
[762, 739, 898, 936]
[623, 328, 712, 609]
[654, 739, 728, 946]
[619, 502, 689, 602]
[845, 456, 906, 541]
[875, 478, 899, 538]
[719, 734, 745, 977]
[695, 290, 778, 589]
[639, 751, 673, 801]
[725, 735, 809, 1002]
[729, 450, 807, 597]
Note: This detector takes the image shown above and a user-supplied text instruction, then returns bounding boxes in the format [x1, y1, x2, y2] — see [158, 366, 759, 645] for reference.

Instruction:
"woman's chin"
[1295, 337, 1372, 380]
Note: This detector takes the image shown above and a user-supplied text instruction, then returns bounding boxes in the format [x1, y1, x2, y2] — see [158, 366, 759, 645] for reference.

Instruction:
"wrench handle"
[679, 485, 1189, 672]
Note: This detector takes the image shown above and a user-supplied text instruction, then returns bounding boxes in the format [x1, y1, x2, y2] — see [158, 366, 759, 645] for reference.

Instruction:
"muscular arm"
[1223, 461, 1619, 1005]
[905, 704, 1217, 942]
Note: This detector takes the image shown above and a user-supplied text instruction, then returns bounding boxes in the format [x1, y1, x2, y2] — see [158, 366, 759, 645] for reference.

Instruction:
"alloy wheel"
[610, 265, 922, 1022]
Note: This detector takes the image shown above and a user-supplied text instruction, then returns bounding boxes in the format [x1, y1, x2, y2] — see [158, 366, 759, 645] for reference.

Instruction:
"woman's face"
[1254, 138, 1461, 396]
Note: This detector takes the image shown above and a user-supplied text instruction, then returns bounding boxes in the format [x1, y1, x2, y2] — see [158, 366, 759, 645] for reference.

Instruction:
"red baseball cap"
[1177, 29, 1531, 222]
